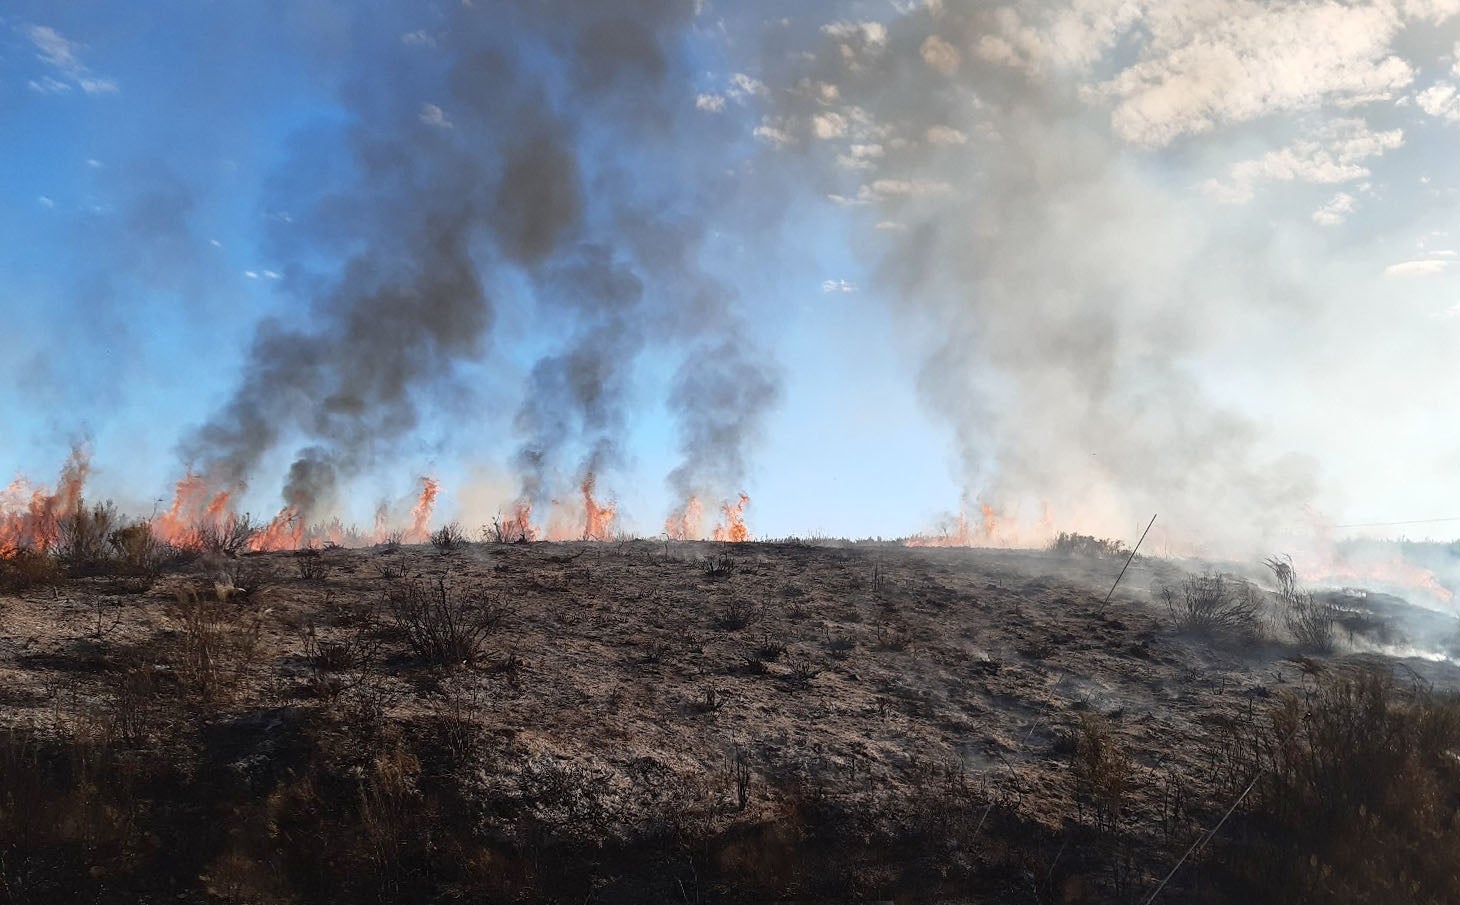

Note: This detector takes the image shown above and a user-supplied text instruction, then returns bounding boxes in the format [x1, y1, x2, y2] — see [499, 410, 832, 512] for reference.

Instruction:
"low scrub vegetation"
[1210, 668, 1460, 903]
[1051, 532, 1131, 558]
[1162, 571, 1264, 638]
[386, 576, 509, 665]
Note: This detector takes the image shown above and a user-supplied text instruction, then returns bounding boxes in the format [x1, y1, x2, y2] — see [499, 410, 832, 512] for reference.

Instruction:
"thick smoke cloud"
[740, 2, 1454, 553]
[181, 1, 780, 528]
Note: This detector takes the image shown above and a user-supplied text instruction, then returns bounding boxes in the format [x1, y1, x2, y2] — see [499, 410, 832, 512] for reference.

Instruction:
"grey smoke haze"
[746, 4, 1337, 552]
[181, 0, 780, 528]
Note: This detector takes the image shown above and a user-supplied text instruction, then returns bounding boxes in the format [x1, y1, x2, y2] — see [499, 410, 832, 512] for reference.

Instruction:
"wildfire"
[405, 476, 439, 543]
[905, 499, 1054, 549]
[499, 499, 537, 543]
[665, 496, 704, 541]
[250, 506, 304, 552]
[581, 473, 616, 541]
[0, 446, 91, 553]
[153, 473, 234, 546]
[712, 493, 751, 543]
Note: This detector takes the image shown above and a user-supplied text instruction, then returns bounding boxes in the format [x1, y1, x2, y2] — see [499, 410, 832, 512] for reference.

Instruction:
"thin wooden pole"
[1102, 513, 1156, 612]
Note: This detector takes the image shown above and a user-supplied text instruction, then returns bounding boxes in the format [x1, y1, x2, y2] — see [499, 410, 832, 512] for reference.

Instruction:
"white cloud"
[926, 125, 968, 145]
[920, 34, 961, 76]
[419, 103, 453, 129]
[27, 76, 70, 94]
[1384, 259, 1450, 277]
[753, 120, 793, 148]
[1403, 0, 1460, 24]
[25, 24, 118, 96]
[835, 142, 886, 171]
[812, 111, 848, 139]
[1416, 82, 1460, 121]
[1311, 192, 1357, 226]
[695, 93, 726, 113]
[1093, 2, 1412, 147]
[822, 278, 858, 293]
[830, 178, 952, 205]
[1204, 119, 1403, 204]
[822, 21, 888, 48]
[401, 30, 437, 47]
[728, 72, 768, 99]
[974, 0, 1142, 77]
[37, 195, 54, 209]
[244, 270, 260, 280]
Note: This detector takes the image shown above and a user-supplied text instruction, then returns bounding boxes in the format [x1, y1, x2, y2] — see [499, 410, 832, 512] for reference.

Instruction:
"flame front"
[581, 473, 616, 541]
[0, 446, 91, 553]
[711, 493, 751, 543]
[665, 497, 703, 541]
[406, 476, 439, 543]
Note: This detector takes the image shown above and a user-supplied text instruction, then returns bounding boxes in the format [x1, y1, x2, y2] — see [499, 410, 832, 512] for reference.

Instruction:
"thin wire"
[1141, 774, 1257, 905]
[1333, 516, 1460, 529]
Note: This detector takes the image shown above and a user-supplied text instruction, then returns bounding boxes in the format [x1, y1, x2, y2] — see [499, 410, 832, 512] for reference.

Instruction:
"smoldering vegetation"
[3, 534, 1460, 903]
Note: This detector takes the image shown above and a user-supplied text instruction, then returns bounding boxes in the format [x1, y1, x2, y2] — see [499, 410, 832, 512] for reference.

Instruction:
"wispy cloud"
[1384, 259, 1450, 278]
[419, 103, 453, 129]
[24, 24, 118, 95]
[821, 278, 858, 293]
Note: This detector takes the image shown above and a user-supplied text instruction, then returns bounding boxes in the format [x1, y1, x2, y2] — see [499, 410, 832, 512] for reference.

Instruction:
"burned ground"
[2, 540, 1458, 903]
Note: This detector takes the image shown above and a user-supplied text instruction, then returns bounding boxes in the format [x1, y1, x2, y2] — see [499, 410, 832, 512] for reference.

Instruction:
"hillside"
[3, 539, 1459, 903]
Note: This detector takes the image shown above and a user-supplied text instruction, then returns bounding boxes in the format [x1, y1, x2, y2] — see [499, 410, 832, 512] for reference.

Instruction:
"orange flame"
[0, 446, 91, 553]
[711, 493, 751, 543]
[665, 497, 704, 541]
[906, 499, 1050, 548]
[498, 499, 537, 542]
[249, 506, 304, 552]
[581, 473, 616, 541]
[405, 476, 439, 543]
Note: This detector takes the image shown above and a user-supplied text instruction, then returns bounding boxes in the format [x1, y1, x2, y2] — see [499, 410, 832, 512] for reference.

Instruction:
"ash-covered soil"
[2, 540, 1458, 904]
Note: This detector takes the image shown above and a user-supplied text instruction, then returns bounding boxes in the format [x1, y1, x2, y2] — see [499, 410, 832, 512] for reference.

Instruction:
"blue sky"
[3, 1, 1460, 550]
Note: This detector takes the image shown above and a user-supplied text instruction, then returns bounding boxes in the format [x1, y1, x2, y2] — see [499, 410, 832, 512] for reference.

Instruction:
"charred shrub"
[430, 522, 467, 554]
[1067, 713, 1133, 832]
[169, 590, 263, 702]
[1162, 571, 1263, 638]
[190, 513, 259, 557]
[1266, 555, 1335, 652]
[1050, 531, 1130, 558]
[386, 577, 508, 665]
[703, 549, 737, 578]
[0, 545, 60, 592]
[295, 546, 332, 581]
[1212, 668, 1460, 903]
[56, 499, 121, 574]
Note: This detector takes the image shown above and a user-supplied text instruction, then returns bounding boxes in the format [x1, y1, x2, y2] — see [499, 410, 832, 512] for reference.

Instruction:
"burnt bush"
[0, 545, 60, 592]
[1162, 571, 1263, 638]
[386, 577, 509, 665]
[1209, 668, 1460, 904]
[56, 499, 121, 574]
[188, 513, 259, 557]
[1266, 555, 1335, 652]
[1050, 531, 1130, 558]
[430, 523, 467, 554]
